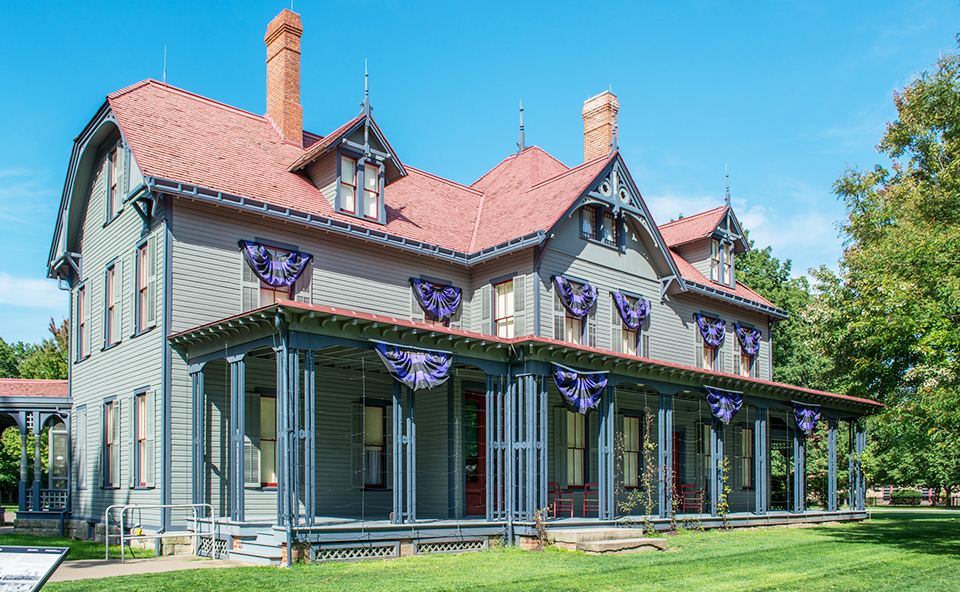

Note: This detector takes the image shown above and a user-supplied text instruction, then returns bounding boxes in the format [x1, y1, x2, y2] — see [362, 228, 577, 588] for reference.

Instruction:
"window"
[76, 284, 88, 359]
[362, 162, 380, 220]
[340, 155, 357, 214]
[739, 352, 754, 377]
[567, 411, 586, 487]
[710, 239, 733, 286]
[260, 395, 277, 487]
[623, 415, 641, 488]
[603, 212, 618, 247]
[710, 239, 720, 282]
[561, 280, 586, 345]
[106, 144, 124, 221]
[494, 280, 515, 338]
[364, 405, 385, 487]
[105, 263, 120, 347]
[134, 392, 148, 486]
[701, 341, 717, 371]
[135, 238, 157, 333]
[741, 426, 754, 489]
[258, 246, 293, 306]
[104, 400, 118, 488]
[581, 205, 598, 240]
[76, 406, 87, 489]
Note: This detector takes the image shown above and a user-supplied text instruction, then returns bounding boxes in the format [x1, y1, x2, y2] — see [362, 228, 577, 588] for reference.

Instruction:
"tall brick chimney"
[582, 91, 619, 162]
[265, 9, 303, 147]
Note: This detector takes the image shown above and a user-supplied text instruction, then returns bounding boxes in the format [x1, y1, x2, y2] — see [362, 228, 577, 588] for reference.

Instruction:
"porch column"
[189, 365, 205, 507]
[228, 355, 245, 522]
[710, 418, 724, 517]
[391, 382, 416, 524]
[32, 411, 41, 511]
[827, 419, 838, 512]
[282, 346, 300, 528]
[597, 384, 615, 520]
[657, 393, 673, 519]
[485, 375, 503, 521]
[754, 407, 768, 515]
[18, 414, 27, 513]
[793, 428, 805, 513]
[854, 420, 866, 511]
[303, 350, 316, 527]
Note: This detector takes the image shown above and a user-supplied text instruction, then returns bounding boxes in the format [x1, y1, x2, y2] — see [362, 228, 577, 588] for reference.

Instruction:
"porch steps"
[548, 528, 667, 554]
[227, 531, 283, 566]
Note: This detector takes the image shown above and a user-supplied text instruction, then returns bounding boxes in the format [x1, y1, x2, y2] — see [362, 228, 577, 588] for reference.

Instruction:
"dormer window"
[580, 205, 620, 249]
[362, 162, 380, 220]
[340, 155, 358, 214]
[710, 238, 734, 286]
[339, 153, 383, 222]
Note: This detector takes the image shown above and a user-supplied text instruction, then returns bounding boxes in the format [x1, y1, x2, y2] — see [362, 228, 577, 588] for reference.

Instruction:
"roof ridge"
[468, 188, 487, 252]
[112, 79, 280, 127]
[527, 152, 611, 192]
[658, 205, 726, 228]
[470, 152, 517, 188]
[403, 166, 484, 196]
[527, 145, 568, 170]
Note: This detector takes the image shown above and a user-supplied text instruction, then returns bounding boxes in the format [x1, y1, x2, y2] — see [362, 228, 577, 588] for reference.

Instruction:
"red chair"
[680, 484, 703, 513]
[583, 482, 600, 517]
[548, 482, 573, 518]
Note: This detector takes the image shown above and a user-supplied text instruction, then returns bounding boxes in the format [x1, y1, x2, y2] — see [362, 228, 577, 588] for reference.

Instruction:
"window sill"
[101, 342, 120, 353]
[101, 486, 119, 490]
[580, 235, 622, 252]
[74, 354, 91, 365]
[338, 209, 385, 225]
[131, 326, 155, 339]
[132, 485, 154, 490]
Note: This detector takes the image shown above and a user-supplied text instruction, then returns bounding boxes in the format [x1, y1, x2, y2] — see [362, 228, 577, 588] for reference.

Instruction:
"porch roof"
[169, 300, 882, 414]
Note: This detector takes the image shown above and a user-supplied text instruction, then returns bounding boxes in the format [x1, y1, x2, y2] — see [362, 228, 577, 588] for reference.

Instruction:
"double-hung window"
[340, 154, 382, 222]
[741, 426, 754, 489]
[104, 263, 120, 348]
[602, 212, 618, 247]
[258, 246, 293, 306]
[566, 412, 586, 487]
[494, 280, 515, 338]
[134, 391, 154, 487]
[362, 162, 380, 220]
[738, 350, 754, 377]
[364, 405, 385, 487]
[103, 400, 119, 488]
[340, 155, 358, 214]
[76, 284, 89, 360]
[260, 394, 277, 487]
[581, 206, 619, 248]
[581, 206, 598, 239]
[710, 239, 734, 286]
[106, 144, 124, 222]
[135, 237, 157, 333]
[623, 415, 641, 488]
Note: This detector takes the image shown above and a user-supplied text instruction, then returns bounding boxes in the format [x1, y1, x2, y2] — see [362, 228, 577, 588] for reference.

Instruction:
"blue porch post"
[827, 419, 838, 512]
[32, 411, 41, 511]
[657, 393, 673, 519]
[597, 384, 615, 520]
[17, 413, 27, 513]
[189, 365, 205, 508]
[710, 418, 724, 517]
[228, 355, 245, 522]
[391, 381, 417, 525]
[793, 428, 805, 513]
[754, 407, 768, 515]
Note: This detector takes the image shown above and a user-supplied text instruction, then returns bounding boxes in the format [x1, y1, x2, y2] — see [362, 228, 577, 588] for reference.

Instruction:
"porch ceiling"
[169, 300, 882, 415]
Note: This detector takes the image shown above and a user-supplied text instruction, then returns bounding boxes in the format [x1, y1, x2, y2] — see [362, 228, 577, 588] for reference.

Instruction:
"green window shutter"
[480, 285, 491, 334]
[553, 407, 567, 488]
[295, 264, 312, 303]
[145, 235, 157, 328]
[351, 402, 364, 489]
[76, 408, 87, 489]
[244, 393, 260, 487]
[513, 275, 526, 336]
[241, 258, 260, 312]
[410, 289, 425, 324]
[145, 390, 156, 488]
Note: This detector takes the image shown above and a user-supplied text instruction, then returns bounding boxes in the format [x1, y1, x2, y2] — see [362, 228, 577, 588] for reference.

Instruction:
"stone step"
[576, 538, 667, 554]
[549, 527, 650, 543]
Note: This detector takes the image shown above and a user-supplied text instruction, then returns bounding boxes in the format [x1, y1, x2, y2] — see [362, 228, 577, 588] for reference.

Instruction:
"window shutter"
[553, 407, 567, 488]
[241, 259, 260, 312]
[480, 285, 491, 334]
[244, 393, 260, 487]
[642, 334, 650, 359]
[145, 390, 156, 488]
[116, 143, 126, 209]
[351, 402, 364, 489]
[513, 275, 526, 336]
[553, 291, 564, 341]
[695, 330, 703, 368]
[449, 301, 463, 330]
[610, 299, 621, 353]
[718, 346, 725, 373]
[295, 264, 312, 303]
[82, 286, 91, 358]
[588, 306, 597, 348]
[127, 148, 144, 196]
[410, 289, 425, 324]
[145, 235, 157, 327]
[112, 260, 122, 345]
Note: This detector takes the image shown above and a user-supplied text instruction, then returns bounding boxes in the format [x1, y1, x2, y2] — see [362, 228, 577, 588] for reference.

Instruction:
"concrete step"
[228, 548, 282, 566]
[576, 538, 667, 554]
[549, 527, 649, 543]
[236, 541, 282, 556]
[254, 531, 280, 545]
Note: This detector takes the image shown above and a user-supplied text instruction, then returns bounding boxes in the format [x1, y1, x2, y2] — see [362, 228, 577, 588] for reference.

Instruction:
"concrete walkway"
[48, 555, 254, 582]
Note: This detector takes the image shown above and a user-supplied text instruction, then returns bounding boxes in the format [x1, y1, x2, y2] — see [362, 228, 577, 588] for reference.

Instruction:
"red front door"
[465, 393, 486, 515]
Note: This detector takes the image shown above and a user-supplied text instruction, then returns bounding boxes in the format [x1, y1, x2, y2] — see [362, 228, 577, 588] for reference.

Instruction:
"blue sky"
[0, 0, 956, 344]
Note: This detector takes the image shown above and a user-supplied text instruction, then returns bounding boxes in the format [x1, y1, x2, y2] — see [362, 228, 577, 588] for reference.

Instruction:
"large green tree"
[0, 318, 68, 381]
[807, 43, 960, 500]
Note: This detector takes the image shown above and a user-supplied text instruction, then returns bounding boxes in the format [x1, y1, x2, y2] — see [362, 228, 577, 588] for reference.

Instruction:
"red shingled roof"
[668, 249, 778, 309]
[658, 206, 726, 248]
[0, 379, 69, 398]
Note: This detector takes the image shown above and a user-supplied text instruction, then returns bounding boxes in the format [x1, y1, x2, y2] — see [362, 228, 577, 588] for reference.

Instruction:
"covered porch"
[171, 301, 877, 562]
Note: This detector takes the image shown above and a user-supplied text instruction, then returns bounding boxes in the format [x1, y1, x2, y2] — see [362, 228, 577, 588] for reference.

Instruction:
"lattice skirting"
[315, 542, 399, 562]
[414, 537, 488, 555]
[196, 538, 228, 559]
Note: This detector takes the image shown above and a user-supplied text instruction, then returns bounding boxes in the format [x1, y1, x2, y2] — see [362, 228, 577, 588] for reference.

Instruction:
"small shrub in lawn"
[890, 490, 922, 506]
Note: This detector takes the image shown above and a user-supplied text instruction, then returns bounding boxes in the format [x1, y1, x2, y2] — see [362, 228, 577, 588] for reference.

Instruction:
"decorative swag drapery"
[793, 403, 821, 435]
[694, 313, 726, 348]
[705, 387, 743, 425]
[734, 323, 761, 356]
[238, 240, 313, 288]
[553, 364, 607, 415]
[409, 278, 462, 322]
[373, 342, 451, 391]
[612, 291, 651, 330]
[553, 276, 598, 319]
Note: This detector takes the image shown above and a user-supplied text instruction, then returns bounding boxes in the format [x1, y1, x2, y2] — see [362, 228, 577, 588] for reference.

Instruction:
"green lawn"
[0, 533, 128, 561]
[46, 510, 960, 591]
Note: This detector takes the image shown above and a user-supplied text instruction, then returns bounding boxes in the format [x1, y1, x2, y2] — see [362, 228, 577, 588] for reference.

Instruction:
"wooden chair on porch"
[680, 484, 703, 513]
[583, 482, 600, 517]
[548, 482, 573, 518]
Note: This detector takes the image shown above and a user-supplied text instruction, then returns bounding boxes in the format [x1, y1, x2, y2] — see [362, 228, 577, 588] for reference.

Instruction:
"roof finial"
[362, 59, 371, 118]
[724, 164, 731, 208]
[517, 100, 525, 155]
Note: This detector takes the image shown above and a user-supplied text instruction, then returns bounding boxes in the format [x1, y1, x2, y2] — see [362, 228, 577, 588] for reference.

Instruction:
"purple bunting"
[734, 323, 761, 356]
[239, 240, 312, 288]
[694, 313, 726, 348]
[553, 276, 598, 319]
[374, 342, 451, 391]
[706, 388, 742, 425]
[554, 364, 607, 415]
[793, 403, 821, 435]
[410, 278, 462, 322]
[613, 291, 650, 330]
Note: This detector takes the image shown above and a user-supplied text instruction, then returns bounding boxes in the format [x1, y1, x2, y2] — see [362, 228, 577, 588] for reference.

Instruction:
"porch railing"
[23, 488, 68, 511]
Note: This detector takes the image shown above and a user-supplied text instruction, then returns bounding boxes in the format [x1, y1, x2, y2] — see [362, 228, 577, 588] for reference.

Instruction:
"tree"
[807, 43, 960, 500]
[0, 339, 31, 379]
[18, 318, 68, 380]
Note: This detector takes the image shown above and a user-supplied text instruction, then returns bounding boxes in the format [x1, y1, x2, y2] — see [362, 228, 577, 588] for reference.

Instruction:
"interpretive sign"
[0, 547, 69, 591]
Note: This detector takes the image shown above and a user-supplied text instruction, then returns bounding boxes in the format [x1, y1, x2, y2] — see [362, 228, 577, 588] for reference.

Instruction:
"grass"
[0, 533, 127, 561]
[44, 510, 960, 591]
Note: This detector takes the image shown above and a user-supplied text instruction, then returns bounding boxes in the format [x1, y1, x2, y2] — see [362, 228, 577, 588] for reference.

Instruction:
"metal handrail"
[103, 503, 217, 563]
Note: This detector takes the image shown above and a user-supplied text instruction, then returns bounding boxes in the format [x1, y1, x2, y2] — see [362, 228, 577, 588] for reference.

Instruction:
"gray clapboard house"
[45, 8, 880, 563]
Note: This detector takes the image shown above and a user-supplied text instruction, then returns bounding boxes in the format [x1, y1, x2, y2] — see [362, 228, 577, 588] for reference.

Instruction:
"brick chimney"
[582, 91, 619, 162]
[265, 9, 303, 147]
